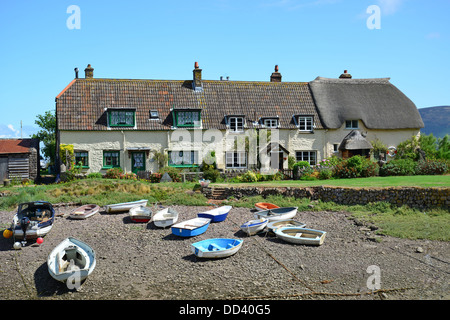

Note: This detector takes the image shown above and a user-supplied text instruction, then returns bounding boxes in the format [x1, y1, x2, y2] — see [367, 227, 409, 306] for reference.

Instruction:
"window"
[168, 150, 199, 167]
[297, 116, 313, 131]
[149, 110, 159, 119]
[108, 109, 135, 127]
[74, 151, 89, 168]
[333, 144, 339, 152]
[175, 110, 201, 127]
[345, 120, 359, 129]
[226, 152, 247, 168]
[295, 151, 316, 165]
[103, 151, 120, 168]
[229, 117, 244, 132]
[263, 118, 278, 128]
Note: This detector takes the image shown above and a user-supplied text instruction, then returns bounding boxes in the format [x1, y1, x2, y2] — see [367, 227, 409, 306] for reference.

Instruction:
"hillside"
[418, 106, 450, 138]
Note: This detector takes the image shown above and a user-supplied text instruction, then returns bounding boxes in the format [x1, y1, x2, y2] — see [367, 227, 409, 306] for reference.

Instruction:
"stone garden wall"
[203, 186, 450, 209]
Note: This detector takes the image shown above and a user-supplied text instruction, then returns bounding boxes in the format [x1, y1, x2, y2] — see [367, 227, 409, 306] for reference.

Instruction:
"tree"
[31, 110, 56, 165]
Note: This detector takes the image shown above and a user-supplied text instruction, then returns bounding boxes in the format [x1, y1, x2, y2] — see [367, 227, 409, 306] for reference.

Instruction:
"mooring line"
[14, 251, 33, 299]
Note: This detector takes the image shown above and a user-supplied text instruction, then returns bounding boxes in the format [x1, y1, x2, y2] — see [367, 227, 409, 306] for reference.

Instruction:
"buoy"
[36, 237, 43, 245]
[3, 229, 13, 239]
[13, 242, 22, 250]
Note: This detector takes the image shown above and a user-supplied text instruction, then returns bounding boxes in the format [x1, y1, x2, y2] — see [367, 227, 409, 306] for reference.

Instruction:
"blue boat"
[171, 217, 211, 237]
[191, 238, 244, 258]
[197, 205, 232, 222]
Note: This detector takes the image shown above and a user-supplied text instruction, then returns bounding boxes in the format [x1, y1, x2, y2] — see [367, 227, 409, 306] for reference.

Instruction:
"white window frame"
[226, 151, 247, 168]
[298, 116, 313, 131]
[263, 118, 278, 128]
[228, 117, 244, 133]
[345, 120, 359, 129]
[295, 151, 317, 166]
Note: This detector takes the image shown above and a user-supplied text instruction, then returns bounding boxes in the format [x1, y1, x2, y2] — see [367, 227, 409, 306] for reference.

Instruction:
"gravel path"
[0, 204, 449, 301]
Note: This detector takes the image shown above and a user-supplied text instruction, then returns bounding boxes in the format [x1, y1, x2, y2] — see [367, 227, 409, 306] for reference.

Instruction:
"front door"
[131, 152, 145, 174]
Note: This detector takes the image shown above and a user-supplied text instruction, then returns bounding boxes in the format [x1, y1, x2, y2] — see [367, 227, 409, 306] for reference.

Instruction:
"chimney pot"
[339, 69, 352, 79]
[74, 67, 79, 79]
[84, 64, 94, 78]
[193, 62, 202, 91]
[270, 65, 282, 82]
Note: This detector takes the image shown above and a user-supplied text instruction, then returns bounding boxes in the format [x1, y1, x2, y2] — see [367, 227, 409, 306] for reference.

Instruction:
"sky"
[0, 0, 449, 138]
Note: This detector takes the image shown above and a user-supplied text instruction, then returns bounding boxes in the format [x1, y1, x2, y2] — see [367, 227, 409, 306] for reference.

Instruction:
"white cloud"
[0, 124, 37, 138]
[376, 0, 405, 15]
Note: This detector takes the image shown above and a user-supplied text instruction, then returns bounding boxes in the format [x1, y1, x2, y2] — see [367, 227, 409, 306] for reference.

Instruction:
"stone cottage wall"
[203, 186, 450, 209]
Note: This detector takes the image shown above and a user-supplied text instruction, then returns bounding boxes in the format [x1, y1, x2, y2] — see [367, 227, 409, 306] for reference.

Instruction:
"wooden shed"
[0, 138, 40, 184]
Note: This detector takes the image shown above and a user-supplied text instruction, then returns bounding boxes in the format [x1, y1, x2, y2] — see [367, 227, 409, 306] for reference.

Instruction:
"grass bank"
[213, 175, 450, 188]
[0, 178, 448, 241]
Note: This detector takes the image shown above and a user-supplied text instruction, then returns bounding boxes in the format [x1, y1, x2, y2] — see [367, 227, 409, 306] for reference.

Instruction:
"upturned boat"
[197, 205, 232, 222]
[104, 199, 148, 213]
[129, 206, 152, 223]
[240, 218, 269, 235]
[171, 217, 211, 237]
[253, 207, 298, 222]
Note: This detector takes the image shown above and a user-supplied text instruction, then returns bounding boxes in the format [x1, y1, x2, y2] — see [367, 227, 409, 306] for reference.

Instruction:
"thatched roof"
[339, 130, 373, 151]
[309, 77, 424, 130]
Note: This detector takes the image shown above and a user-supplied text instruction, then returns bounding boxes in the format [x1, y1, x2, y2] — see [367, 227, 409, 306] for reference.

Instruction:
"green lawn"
[213, 175, 450, 188]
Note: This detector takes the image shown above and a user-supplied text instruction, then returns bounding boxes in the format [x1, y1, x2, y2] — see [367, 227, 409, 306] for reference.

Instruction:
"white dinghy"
[152, 207, 179, 228]
[47, 237, 96, 284]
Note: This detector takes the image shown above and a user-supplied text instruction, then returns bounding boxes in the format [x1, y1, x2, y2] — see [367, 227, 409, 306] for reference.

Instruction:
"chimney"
[74, 67, 79, 79]
[339, 70, 352, 79]
[270, 65, 282, 82]
[84, 64, 94, 78]
[193, 61, 202, 91]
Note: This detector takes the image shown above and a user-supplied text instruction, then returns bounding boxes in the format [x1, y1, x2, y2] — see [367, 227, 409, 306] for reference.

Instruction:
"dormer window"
[108, 109, 135, 127]
[173, 109, 201, 128]
[345, 120, 359, 129]
[263, 118, 279, 128]
[228, 116, 244, 133]
[295, 115, 314, 132]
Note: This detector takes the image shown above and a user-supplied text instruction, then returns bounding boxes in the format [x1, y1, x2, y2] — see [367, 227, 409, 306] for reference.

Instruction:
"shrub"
[293, 161, 313, 179]
[203, 167, 220, 182]
[318, 168, 332, 180]
[332, 156, 379, 178]
[415, 159, 449, 175]
[105, 167, 123, 179]
[158, 166, 182, 182]
[238, 171, 258, 183]
[380, 159, 417, 176]
[148, 173, 162, 183]
[87, 172, 103, 179]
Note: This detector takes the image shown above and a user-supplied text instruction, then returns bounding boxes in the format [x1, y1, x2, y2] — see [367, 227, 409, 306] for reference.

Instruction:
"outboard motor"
[20, 217, 30, 246]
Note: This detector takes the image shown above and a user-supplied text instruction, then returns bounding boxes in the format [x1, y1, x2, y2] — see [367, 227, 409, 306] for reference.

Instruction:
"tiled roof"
[56, 78, 323, 131]
[0, 139, 39, 154]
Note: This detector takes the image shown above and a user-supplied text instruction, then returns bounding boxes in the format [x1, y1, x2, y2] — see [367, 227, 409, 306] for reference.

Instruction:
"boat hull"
[69, 204, 100, 220]
[47, 237, 96, 283]
[254, 207, 298, 222]
[129, 206, 152, 223]
[240, 218, 268, 235]
[266, 219, 306, 233]
[153, 208, 179, 228]
[12, 201, 55, 240]
[171, 218, 211, 237]
[255, 202, 280, 211]
[104, 199, 148, 213]
[275, 227, 326, 246]
[197, 205, 232, 222]
[191, 238, 243, 258]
